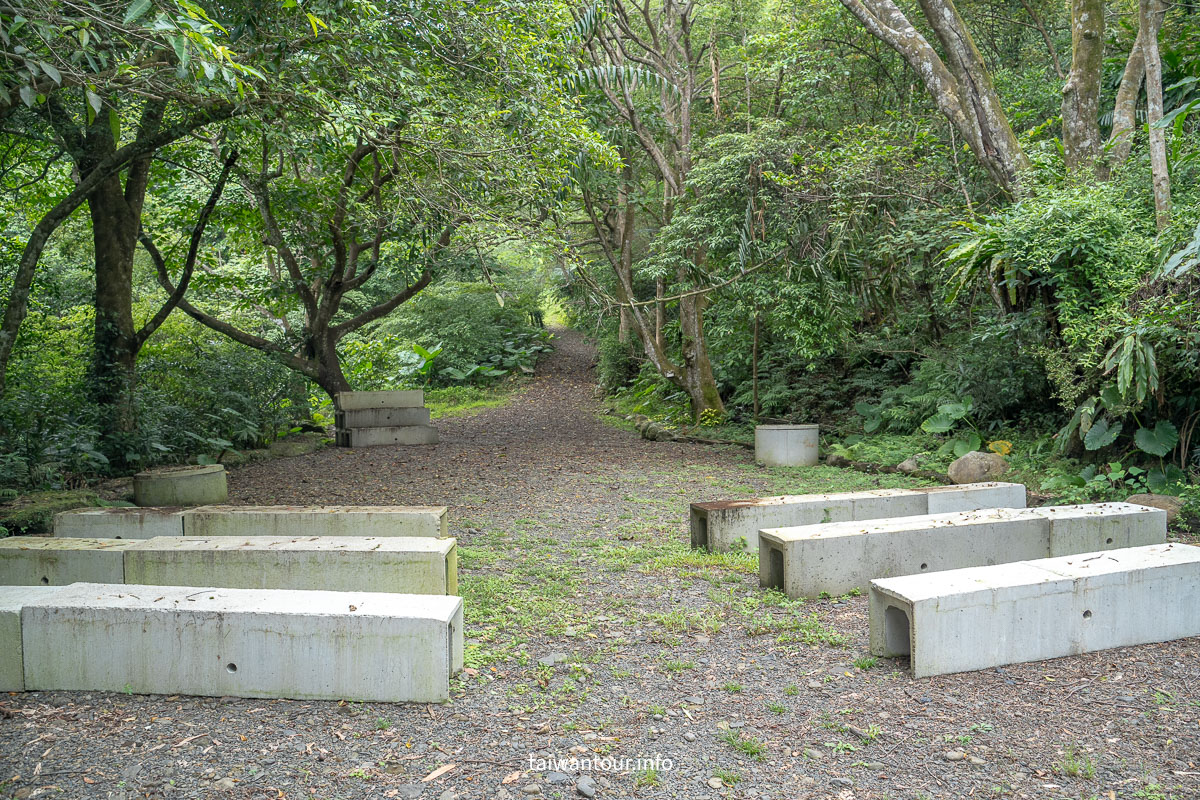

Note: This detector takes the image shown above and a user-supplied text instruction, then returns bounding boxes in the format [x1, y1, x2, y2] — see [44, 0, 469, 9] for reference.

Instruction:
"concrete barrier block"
[123, 536, 457, 595]
[870, 543, 1200, 677]
[760, 508, 1045, 598]
[134, 465, 228, 507]
[182, 505, 448, 539]
[760, 503, 1161, 599]
[0, 537, 133, 586]
[336, 407, 431, 428]
[335, 425, 439, 447]
[1036, 502, 1167, 555]
[691, 482, 1028, 553]
[335, 390, 424, 411]
[21, 583, 464, 702]
[924, 482, 1026, 514]
[0, 586, 63, 690]
[53, 507, 186, 539]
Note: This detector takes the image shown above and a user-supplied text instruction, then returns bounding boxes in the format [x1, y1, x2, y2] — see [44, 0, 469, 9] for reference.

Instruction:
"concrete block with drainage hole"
[123, 536, 457, 595]
[20, 583, 464, 702]
[335, 425, 439, 447]
[691, 482, 1026, 553]
[182, 505, 449, 539]
[335, 390, 425, 410]
[54, 507, 186, 539]
[0, 537, 136, 586]
[869, 543, 1200, 677]
[758, 502, 1165, 599]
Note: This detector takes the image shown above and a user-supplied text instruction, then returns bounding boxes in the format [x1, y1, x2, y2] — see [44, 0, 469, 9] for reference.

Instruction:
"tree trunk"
[1062, 0, 1105, 171]
[1103, 32, 1146, 175]
[314, 334, 353, 405]
[87, 174, 142, 437]
[678, 291, 724, 418]
[1142, 0, 1171, 229]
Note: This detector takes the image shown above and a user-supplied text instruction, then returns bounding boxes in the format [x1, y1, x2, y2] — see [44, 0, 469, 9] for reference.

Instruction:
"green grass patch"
[426, 382, 525, 419]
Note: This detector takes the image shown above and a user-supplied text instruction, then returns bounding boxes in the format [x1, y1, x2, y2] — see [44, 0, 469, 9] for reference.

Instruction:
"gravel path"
[2, 330, 1198, 800]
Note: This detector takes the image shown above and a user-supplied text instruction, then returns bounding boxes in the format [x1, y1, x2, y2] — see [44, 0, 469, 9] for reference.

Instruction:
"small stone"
[897, 457, 921, 474]
[944, 751, 966, 762]
[214, 778, 236, 791]
[1118, 695, 1137, 703]
[707, 777, 724, 789]
[684, 695, 704, 705]
[803, 748, 823, 760]
[397, 784, 424, 799]
[440, 792, 456, 800]
[948, 450, 1008, 484]
[807, 680, 822, 689]
[683, 732, 697, 742]
[496, 791, 512, 800]
[505, 605, 518, 614]
[798, 776, 815, 787]
[547, 772, 571, 786]
[652, 714, 664, 721]
[538, 652, 568, 667]
[521, 785, 542, 795]
[865, 761, 885, 770]
[576, 776, 597, 798]
[831, 778, 853, 788]
[968, 756, 986, 766]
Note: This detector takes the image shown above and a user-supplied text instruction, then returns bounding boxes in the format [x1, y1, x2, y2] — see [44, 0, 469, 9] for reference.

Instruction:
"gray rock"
[214, 778, 235, 791]
[397, 786, 424, 800]
[684, 694, 704, 705]
[865, 761, 885, 770]
[683, 732, 697, 742]
[825, 453, 850, 467]
[439, 792, 457, 800]
[538, 652, 568, 667]
[944, 751, 966, 762]
[547, 772, 571, 786]
[968, 756, 986, 765]
[948, 451, 1008, 484]
[897, 457, 921, 474]
[803, 748, 823, 760]
[576, 776, 597, 798]
[521, 785, 542, 796]
[1126, 494, 1184, 523]
[831, 778, 853, 788]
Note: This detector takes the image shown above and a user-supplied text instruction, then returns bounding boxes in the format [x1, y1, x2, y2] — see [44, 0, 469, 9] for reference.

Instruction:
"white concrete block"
[182, 505, 448, 539]
[21, 583, 464, 702]
[1034, 502, 1168, 555]
[754, 425, 819, 467]
[336, 425, 439, 447]
[870, 543, 1200, 677]
[123, 536, 457, 595]
[691, 482, 1027, 553]
[0, 586, 64, 690]
[924, 482, 1027, 514]
[336, 407, 431, 428]
[54, 507, 186, 539]
[0, 537, 133, 586]
[760, 503, 1165, 599]
[335, 390, 424, 410]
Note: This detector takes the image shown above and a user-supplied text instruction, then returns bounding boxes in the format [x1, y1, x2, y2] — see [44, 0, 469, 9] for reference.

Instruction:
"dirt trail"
[1, 330, 1197, 800]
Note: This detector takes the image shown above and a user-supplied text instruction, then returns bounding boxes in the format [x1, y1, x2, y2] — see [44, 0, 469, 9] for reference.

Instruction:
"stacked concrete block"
[691, 482, 1026, 553]
[0, 535, 457, 596]
[759, 502, 1166, 599]
[54, 504, 448, 540]
[869, 543, 1200, 677]
[8, 583, 463, 701]
[335, 390, 438, 447]
[53, 507, 186, 539]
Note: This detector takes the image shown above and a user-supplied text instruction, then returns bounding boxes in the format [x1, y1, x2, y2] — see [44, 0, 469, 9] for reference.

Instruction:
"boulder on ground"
[897, 456, 921, 474]
[825, 453, 850, 467]
[1126, 493, 1184, 524]
[947, 450, 1008, 484]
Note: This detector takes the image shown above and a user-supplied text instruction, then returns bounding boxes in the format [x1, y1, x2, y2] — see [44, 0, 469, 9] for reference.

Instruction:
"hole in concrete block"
[884, 605, 911, 656]
[767, 548, 785, 592]
[1105, 538, 1113, 545]
[1082, 610, 1092, 619]
[226, 663, 238, 674]
[40, 576, 49, 585]
[919, 563, 928, 571]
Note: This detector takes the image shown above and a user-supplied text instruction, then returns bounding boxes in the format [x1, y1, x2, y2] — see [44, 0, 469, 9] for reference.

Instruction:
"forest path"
[2, 331, 1197, 800]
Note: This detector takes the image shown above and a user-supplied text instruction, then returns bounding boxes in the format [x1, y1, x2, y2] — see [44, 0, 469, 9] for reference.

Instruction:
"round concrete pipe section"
[134, 465, 228, 507]
[754, 425, 819, 467]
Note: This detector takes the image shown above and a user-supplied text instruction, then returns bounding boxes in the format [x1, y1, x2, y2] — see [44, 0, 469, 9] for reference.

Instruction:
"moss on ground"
[0, 489, 102, 536]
